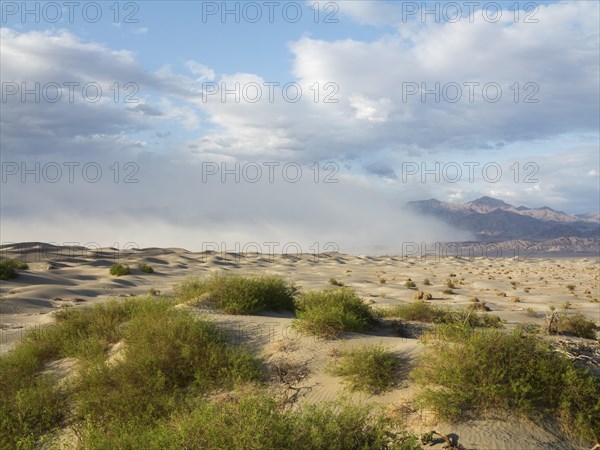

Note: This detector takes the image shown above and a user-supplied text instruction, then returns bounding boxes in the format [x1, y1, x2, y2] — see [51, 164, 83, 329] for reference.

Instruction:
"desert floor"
[1, 244, 599, 450]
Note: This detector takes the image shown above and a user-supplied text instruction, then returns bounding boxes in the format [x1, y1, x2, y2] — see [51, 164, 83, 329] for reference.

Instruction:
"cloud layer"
[1, 1, 598, 251]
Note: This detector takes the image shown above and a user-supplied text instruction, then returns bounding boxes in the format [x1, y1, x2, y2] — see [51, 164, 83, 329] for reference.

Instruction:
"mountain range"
[407, 196, 600, 241]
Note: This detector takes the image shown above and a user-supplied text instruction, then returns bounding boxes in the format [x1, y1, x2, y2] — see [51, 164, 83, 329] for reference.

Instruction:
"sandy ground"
[1, 243, 599, 449]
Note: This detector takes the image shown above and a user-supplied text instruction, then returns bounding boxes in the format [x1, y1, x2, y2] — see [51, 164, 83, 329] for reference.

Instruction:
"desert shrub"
[328, 345, 400, 394]
[442, 289, 454, 295]
[404, 279, 416, 289]
[557, 313, 597, 340]
[0, 374, 64, 449]
[423, 278, 431, 286]
[525, 307, 537, 317]
[566, 284, 576, 293]
[138, 263, 154, 273]
[445, 279, 455, 289]
[109, 264, 130, 276]
[74, 305, 262, 424]
[412, 328, 600, 443]
[329, 278, 344, 287]
[293, 288, 374, 338]
[0, 258, 28, 280]
[174, 273, 297, 314]
[81, 392, 421, 450]
[412, 291, 432, 301]
[0, 298, 149, 447]
[0, 297, 263, 448]
[376, 302, 450, 323]
[467, 302, 490, 313]
[376, 302, 502, 331]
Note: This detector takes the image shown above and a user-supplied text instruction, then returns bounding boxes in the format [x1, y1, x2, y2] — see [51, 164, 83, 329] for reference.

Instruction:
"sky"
[1, 0, 599, 253]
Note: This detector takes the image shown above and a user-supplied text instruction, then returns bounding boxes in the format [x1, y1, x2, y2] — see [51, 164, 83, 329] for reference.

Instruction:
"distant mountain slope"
[407, 197, 600, 241]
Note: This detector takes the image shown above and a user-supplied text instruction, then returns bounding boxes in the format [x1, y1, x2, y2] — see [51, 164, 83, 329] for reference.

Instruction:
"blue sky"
[1, 1, 599, 251]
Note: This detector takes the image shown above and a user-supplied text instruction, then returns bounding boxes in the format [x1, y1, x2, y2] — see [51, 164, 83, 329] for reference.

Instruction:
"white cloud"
[185, 60, 216, 82]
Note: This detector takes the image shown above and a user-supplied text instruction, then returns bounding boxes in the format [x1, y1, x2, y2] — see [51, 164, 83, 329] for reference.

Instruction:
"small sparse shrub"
[379, 278, 386, 284]
[467, 302, 490, 313]
[147, 288, 161, 296]
[109, 264, 130, 277]
[404, 279, 416, 289]
[0, 258, 29, 280]
[377, 302, 501, 330]
[468, 296, 479, 303]
[138, 263, 154, 273]
[329, 278, 344, 287]
[412, 291, 432, 301]
[566, 284, 576, 293]
[442, 289, 454, 295]
[497, 292, 507, 297]
[557, 313, 597, 340]
[509, 296, 520, 303]
[293, 288, 374, 338]
[525, 307, 536, 317]
[174, 273, 297, 314]
[328, 345, 400, 394]
[445, 279, 455, 289]
[423, 278, 431, 286]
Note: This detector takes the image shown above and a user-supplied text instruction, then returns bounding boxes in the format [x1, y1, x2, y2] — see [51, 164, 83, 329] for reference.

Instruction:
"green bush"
[80, 392, 421, 450]
[0, 375, 64, 450]
[293, 288, 374, 338]
[0, 258, 29, 280]
[328, 345, 400, 394]
[174, 273, 297, 314]
[0, 297, 263, 448]
[74, 303, 263, 424]
[557, 313, 597, 339]
[412, 328, 600, 443]
[0, 299, 143, 448]
[376, 301, 450, 323]
[376, 301, 501, 326]
[138, 263, 154, 273]
[109, 264, 130, 276]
